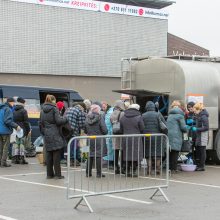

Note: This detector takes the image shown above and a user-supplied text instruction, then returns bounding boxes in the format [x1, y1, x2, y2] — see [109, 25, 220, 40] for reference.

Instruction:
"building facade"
[0, 0, 170, 103]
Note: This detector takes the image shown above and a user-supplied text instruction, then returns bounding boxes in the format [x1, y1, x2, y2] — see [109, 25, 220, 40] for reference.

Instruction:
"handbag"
[181, 140, 192, 152]
[158, 114, 168, 134]
[181, 133, 192, 152]
[112, 111, 122, 134]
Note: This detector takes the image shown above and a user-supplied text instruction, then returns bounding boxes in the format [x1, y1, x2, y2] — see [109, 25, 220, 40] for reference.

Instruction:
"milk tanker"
[114, 56, 220, 162]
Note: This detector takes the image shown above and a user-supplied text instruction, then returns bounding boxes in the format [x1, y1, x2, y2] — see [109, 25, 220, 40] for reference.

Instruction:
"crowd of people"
[0, 95, 209, 179]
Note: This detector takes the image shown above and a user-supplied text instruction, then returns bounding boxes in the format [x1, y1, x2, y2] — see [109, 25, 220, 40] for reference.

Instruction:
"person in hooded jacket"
[192, 103, 209, 171]
[110, 100, 125, 174]
[40, 94, 68, 179]
[84, 104, 108, 178]
[142, 101, 167, 175]
[13, 97, 30, 164]
[120, 104, 144, 177]
[0, 97, 20, 167]
[167, 101, 187, 173]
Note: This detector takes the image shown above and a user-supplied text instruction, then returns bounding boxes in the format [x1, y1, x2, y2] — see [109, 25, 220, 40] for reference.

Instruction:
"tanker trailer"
[114, 56, 220, 163]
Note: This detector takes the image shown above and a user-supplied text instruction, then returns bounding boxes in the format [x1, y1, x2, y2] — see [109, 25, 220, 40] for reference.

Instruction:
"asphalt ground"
[0, 158, 220, 220]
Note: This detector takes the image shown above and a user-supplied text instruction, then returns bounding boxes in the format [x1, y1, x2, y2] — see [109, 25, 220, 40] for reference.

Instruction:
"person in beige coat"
[110, 100, 125, 174]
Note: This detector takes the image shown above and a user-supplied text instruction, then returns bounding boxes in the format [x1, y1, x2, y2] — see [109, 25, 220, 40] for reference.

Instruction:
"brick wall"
[167, 33, 209, 56]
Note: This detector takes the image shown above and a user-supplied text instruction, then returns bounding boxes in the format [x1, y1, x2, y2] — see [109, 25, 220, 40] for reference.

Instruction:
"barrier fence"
[66, 134, 169, 213]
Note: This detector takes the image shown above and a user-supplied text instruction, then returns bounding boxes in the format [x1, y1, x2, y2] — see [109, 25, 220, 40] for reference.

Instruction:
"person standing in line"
[101, 101, 114, 167]
[0, 97, 21, 167]
[120, 104, 144, 177]
[142, 101, 166, 175]
[65, 102, 86, 166]
[167, 101, 187, 173]
[13, 97, 30, 164]
[40, 95, 68, 179]
[110, 100, 125, 174]
[193, 103, 209, 171]
[85, 104, 108, 178]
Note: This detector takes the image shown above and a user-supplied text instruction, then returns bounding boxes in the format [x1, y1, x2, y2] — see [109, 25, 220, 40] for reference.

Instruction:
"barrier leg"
[149, 187, 169, 202]
[74, 196, 94, 213]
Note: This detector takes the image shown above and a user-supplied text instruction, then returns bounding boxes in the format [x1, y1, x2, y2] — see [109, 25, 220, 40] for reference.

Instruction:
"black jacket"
[13, 104, 30, 137]
[195, 109, 209, 146]
[40, 103, 67, 151]
[85, 112, 108, 157]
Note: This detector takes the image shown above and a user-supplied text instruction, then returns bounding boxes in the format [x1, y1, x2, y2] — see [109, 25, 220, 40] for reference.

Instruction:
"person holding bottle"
[192, 103, 209, 171]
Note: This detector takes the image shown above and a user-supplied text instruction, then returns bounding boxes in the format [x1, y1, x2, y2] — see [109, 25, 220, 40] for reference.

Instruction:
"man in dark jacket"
[13, 97, 30, 164]
[0, 97, 20, 167]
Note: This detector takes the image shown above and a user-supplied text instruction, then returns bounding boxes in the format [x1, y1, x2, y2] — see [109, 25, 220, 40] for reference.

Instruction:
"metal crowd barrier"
[66, 134, 169, 213]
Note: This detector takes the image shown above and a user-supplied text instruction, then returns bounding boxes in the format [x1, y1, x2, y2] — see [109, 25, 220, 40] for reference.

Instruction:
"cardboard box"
[37, 153, 44, 164]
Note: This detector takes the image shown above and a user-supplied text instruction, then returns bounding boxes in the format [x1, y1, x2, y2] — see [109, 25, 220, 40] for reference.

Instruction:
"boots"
[12, 156, 20, 164]
[20, 156, 28, 164]
[11, 155, 20, 164]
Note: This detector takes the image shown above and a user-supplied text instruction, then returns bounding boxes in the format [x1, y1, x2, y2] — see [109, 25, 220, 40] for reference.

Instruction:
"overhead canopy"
[96, 0, 175, 9]
[113, 89, 170, 97]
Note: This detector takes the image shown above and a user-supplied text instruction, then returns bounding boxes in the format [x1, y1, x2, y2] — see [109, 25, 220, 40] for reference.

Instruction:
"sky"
[166, 0, 220, 56]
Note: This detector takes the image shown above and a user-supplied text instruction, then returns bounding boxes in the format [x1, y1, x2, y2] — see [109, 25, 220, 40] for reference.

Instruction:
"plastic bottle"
[186, 156, 194, 165]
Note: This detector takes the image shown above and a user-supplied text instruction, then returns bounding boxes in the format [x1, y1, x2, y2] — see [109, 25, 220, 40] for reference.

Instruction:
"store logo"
[138, 8, 144, 15]
[104, 4, 110, 11]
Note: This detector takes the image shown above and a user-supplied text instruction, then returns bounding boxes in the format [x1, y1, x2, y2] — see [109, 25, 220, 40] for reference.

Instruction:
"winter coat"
[13, 104, 30, 137]
[167, 107, 187, 151]
[142, 101, 166, 158]
[65, 105, 86, 137]
[120, 108, 144, 162]
[110, 108, 125, 150]
[84, 112, 108, 157]
[40, 103, 68, 151]
[103, 107, 114, 161]
[0, 103, 18, 135]
[195, 109, 209, 146]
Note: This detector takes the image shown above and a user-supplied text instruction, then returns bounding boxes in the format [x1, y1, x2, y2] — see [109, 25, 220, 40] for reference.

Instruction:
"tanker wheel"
[214, 130, 220, 164]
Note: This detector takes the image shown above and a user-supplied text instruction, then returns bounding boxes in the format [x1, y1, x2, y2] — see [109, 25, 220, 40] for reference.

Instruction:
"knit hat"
[128, 104, 140, 110]
[90, 104, 101, 114]
[17, 97, 25, 104]
[7, 97, 15, 103]
[114, 100, 125, 111]
[83, 99, 92, 110]
[56, 101, 64, 111]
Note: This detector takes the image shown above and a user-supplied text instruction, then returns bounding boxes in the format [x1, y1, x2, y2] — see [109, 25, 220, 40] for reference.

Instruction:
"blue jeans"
[70, 139, 81, 161]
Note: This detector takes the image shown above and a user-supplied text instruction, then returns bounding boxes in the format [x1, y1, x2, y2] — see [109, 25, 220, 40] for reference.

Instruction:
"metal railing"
[66, 133, 169, 213]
